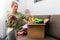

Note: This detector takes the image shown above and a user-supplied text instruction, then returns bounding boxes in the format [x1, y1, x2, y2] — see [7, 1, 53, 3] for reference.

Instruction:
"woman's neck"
[12, 11, 17, 14]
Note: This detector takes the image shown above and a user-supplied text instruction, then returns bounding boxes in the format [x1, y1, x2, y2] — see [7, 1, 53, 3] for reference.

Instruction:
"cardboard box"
[27, 23, 46, 38]
[27, 19, 49, 38]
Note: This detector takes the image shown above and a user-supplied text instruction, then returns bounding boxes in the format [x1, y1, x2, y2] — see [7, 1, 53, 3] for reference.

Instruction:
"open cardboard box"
[27, 19, 49, 38]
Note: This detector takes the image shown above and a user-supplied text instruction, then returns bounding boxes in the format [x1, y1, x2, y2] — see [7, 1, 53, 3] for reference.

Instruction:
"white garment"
[22, 24, 27, 28]
[7, 28, 13, 35]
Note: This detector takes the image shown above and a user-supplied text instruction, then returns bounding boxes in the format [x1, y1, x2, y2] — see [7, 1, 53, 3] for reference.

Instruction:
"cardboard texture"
[27, 23, 46, 38]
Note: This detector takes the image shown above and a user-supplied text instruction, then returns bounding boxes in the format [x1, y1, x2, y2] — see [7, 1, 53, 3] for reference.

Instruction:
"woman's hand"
[9, 14, 18, 21]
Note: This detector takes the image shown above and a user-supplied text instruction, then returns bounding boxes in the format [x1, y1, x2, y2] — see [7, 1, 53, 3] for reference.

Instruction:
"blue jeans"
[8, 30, 16, 40]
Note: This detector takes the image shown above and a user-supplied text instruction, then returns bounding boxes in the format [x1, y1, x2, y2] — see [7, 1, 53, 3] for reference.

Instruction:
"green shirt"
[7, 12, 27, 30]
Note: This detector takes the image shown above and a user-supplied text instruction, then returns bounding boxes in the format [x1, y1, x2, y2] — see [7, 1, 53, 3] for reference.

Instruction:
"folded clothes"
[22, 24, 27, 28]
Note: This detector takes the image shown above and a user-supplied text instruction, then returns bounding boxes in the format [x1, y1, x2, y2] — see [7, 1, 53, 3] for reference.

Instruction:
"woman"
[7, 1, 28, 40]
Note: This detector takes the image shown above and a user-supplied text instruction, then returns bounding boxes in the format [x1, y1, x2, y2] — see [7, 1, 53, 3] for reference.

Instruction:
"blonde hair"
[11, 1, 18, 7]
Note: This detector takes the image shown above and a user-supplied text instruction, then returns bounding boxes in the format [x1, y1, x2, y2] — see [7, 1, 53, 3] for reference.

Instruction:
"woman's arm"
[23, 19, 28, 24]
[21, 13, 29, 24]
[7, 14, 13, 27]
[7, 18, 12, 27]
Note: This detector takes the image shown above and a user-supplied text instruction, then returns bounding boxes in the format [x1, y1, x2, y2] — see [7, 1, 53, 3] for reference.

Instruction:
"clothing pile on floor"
[17, 24, 27, 36]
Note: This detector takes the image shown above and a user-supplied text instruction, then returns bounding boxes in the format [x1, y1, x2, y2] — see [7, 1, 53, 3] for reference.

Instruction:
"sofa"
[16, 15, 60, 40]
[5, 15, 60, 40]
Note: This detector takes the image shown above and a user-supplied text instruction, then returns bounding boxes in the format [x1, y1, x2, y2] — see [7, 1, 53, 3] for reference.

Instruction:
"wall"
[0, 0, 26, 38]
[26, 0, 60, 15]
[6, 0, 26, 13]
[0, 0, 7, 38]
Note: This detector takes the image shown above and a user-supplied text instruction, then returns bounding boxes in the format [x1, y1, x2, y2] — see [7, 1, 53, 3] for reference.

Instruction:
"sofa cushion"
[22, 15, 50, 25]
[49, 15, 60, 39]
[33, 15, 50, 20]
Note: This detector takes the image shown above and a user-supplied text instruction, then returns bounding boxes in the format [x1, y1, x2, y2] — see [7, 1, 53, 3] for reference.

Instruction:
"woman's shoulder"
[7, 11, 12, 14]
[7, 11, 12, 17]
[17, 12, 24, 15]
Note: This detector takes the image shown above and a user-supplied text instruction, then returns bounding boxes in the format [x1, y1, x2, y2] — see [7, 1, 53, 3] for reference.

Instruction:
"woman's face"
[12, 4, 18, 12]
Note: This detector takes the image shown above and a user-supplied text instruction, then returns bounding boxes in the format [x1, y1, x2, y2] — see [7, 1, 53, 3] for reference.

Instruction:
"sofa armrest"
[44, 19, 49, 24]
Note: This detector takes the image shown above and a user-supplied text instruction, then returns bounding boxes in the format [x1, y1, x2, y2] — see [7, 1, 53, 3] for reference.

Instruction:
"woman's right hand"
[9, 14, 18, 21]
